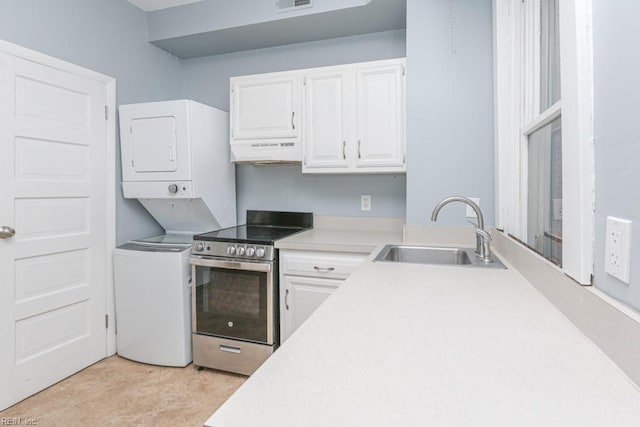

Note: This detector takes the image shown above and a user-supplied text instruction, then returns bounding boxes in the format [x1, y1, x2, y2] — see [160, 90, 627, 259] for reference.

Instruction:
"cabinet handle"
[342, 141, 346, 159]
[291, 111, 295, 130]
[313, 266, 335, 272]
[285, 289, 290, 310]
[358, 140, 362, 159]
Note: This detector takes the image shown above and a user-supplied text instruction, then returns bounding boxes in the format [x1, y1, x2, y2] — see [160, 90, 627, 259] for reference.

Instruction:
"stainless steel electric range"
[189, 210, 313, 375]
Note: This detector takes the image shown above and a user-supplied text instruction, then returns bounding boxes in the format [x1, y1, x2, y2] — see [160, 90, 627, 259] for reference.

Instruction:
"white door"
[0, 51, 109, 410]
[356, 64, 405, 169]
[231, 74, 299, 140]
[303, 70, 351, 171]
[281, 275, 341, 342]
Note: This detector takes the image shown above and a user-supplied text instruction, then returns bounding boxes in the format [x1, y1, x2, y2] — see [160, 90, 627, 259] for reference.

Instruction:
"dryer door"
[131, 116, 177, 173]
[119, 100, 192, 182]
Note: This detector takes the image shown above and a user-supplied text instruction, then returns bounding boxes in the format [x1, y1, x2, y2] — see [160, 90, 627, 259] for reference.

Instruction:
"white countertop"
[275, 228, 403, 253]
[206, 246, 640, 426]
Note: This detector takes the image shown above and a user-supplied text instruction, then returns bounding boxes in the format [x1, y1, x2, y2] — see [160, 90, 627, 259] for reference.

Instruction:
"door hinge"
[303, 76, 307, 85]
[104, 106, 109, 120]
[105, 314, 109, 329]
[402, 65, 405, 76]
[131, 159, 134, 167]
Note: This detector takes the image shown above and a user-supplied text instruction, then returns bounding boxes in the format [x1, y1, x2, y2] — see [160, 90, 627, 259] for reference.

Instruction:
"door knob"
[0, 226, 15, 239]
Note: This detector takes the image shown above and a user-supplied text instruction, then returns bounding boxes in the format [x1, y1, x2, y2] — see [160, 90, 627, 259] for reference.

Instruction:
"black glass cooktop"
[195, 225, 308, 245]
[194, 210, 313, 245]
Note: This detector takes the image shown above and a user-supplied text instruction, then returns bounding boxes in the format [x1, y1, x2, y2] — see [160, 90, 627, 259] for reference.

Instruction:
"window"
[494, 0, 594, 284]
[527, 116, 562, 264]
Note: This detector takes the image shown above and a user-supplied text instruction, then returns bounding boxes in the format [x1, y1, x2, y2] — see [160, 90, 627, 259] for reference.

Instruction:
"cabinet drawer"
[280, 250, 367, 280]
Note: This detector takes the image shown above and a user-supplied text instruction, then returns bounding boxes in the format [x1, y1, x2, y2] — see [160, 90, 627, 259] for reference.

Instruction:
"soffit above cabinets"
[146, 0, 406, 59]
[125, 0, 203, 12]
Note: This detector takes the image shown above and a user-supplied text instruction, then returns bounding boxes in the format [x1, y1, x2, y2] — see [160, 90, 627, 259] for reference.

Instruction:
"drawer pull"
[220, 345, 242, 354]
[313, 266, 335, 272]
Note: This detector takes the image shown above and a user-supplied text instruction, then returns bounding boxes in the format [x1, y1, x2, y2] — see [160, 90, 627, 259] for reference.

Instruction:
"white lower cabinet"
[281, 275, 341, 342]
[279, 250, 367, 343]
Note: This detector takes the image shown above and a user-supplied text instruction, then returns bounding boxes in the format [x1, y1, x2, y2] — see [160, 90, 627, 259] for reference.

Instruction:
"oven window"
[195, 267, 269, 344]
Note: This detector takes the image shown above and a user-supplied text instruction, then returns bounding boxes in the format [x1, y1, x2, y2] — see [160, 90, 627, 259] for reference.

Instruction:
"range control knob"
[226, 245, 236, 256]
[195, 242, 205, 252]
[168, 184, 179, 194]
[237, 246, 246, 256]
[246, 247, 256, 257]
[255, 247, 266, 258]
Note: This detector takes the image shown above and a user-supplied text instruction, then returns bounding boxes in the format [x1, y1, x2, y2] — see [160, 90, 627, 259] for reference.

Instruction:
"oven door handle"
[190, 256, 272, 272]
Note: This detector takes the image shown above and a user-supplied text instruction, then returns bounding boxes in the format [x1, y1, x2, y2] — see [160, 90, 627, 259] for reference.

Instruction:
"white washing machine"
[113, 233, 193, 367]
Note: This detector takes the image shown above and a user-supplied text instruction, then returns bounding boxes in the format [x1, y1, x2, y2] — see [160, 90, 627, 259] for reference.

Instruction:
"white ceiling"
[125, 0, 203, 12]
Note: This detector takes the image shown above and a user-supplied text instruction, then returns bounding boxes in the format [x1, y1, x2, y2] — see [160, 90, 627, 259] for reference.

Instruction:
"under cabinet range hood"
[230, 140, 302, 164]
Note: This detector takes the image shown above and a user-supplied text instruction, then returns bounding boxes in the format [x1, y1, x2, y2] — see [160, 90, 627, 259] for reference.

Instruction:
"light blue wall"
[405, 0, 494, 226]
[592, 1, 640, 310]
[0, 0, 184, 245]
[182, 30, 407, 223]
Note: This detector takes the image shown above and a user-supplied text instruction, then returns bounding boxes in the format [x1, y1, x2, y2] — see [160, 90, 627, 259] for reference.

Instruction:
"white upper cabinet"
[231, 73, 300, 141]
[303, 70, 350, 170]
[229, 72, 302, 163]
[228, 58, 405, 169]
[302, 58, 406, 174]
[355, 63, 405, 169]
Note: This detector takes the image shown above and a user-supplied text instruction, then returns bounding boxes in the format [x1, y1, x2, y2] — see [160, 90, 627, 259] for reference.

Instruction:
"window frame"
[493, 0, 594, 284]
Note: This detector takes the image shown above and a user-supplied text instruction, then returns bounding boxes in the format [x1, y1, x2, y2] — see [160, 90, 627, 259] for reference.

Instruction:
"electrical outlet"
[605, 216, 632, 284]
[361, 195, 371, 211]
[465, 197, 480, 218]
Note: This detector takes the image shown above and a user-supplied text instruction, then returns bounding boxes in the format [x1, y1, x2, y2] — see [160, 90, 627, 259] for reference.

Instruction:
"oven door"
[190, 257, 275, 345]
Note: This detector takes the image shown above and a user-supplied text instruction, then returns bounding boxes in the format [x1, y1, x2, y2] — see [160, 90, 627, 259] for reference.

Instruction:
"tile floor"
[0, 355, 246, 426]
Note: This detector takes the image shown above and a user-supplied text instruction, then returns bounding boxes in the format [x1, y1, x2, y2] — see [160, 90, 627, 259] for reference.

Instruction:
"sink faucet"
[430, 196, 493, 263]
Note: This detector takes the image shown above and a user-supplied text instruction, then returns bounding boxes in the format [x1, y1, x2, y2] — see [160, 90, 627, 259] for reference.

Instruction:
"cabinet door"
[303, 71, 350, 170]
[231, 74, 299, 140]
[356, 64, 405, 169]
[281, 275, 341, 343]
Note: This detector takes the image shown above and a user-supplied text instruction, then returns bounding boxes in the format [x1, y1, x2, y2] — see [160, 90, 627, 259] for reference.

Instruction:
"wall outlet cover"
[361, 195, 371, 211]
[466, 197, 480, 218]
[604, 216, 632, 284]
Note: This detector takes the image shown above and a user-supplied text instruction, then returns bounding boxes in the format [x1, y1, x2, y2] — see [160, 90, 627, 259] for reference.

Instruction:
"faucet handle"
[474, 228, 492, 242]
[474, 228, 493, 263]
[466, 219, 478, 228]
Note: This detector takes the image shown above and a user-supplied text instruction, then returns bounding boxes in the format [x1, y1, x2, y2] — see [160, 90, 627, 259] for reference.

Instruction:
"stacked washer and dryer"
[113, 100, 236, 367]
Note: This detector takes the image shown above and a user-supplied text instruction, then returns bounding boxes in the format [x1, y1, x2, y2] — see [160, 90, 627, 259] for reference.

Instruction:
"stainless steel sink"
[373, 244, 506, 269]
